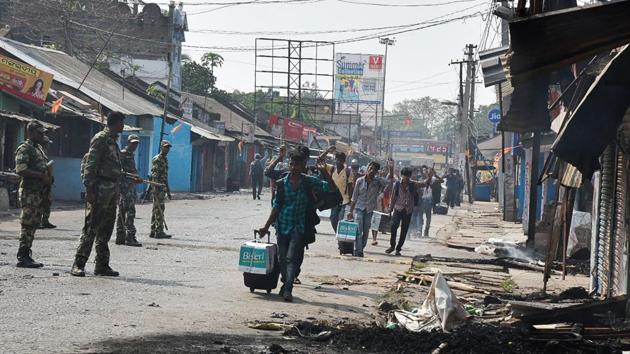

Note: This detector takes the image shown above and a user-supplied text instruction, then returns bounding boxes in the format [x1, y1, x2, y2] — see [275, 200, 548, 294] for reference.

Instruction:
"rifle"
[129, 172, 169, 230]
[122, 172, 166, 187]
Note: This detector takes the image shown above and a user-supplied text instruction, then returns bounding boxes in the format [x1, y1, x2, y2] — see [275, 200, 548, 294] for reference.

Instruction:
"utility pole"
[378, 37, 395, 157]
[467, 54, 476, 204]
[453, 44, 477, 204]
[159, 2, 175, 146]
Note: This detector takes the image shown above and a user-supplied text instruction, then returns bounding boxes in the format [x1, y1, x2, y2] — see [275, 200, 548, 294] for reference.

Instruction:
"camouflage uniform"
[115, 139, 139, 244]
[150, 142, 170, 237]
[39, 140, 54, 227]
[74, 127, 122, 269]
[15, 137, 48, 256]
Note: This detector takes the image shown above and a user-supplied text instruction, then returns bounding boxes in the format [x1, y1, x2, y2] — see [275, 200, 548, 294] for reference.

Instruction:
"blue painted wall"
[152, 117, 192, 192]
[51, 157, 83, 201]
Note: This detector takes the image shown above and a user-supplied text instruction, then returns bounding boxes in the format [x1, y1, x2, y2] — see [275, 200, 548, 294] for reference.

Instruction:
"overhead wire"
[336, 0, 479, 7]
[65, 2, 484, 53]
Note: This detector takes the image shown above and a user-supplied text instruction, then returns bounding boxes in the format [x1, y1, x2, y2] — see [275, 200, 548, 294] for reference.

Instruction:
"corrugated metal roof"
[0, 110, 59, 129]
[0, 38, 163, 118]
[479, 46, 509, 88]
[181, 92, 272, 137]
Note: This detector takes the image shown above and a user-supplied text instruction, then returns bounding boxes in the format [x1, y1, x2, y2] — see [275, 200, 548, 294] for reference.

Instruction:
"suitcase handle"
[254, 230, 271, 243]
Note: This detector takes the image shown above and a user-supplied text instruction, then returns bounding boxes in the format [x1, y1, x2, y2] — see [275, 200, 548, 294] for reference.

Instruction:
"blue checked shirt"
[272, 174, 329, 236]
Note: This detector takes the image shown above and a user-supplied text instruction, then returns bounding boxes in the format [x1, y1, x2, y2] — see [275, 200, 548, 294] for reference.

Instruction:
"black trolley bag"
[243, 230, 280, 294]
[338, 240, 354, 255]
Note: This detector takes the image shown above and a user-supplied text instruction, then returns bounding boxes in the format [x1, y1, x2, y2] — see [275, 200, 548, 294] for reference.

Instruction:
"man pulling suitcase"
[258, 147, 333, 302]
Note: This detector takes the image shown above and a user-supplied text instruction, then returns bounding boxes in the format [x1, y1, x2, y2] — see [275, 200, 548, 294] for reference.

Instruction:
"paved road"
[0, 192, 478, 353]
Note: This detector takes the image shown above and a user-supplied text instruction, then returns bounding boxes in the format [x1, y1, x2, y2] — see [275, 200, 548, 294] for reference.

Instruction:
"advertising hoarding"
[391, 141, 450, 154]
[335, 53, 384, 104]
[0, 54, 53, 106]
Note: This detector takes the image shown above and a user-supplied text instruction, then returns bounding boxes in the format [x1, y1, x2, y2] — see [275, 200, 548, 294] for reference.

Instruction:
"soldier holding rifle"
[115, 134, 143, 247]
[150, 140, 172, 239]
[71, 111, 125, 277]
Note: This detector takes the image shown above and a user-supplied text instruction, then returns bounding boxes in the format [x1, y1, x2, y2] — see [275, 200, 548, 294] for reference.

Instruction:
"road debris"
[248, 321, 289, 331]
[392, 271, 469, 333]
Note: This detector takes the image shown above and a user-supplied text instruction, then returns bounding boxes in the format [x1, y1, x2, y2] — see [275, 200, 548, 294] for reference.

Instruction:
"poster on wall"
[334, 53, 384, 104]
[0, 54, 53, 106]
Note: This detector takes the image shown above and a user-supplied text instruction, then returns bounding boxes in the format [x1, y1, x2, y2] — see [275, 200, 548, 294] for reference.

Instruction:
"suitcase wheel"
[249, 287, 255, 293]
[266, 289, 272, 294]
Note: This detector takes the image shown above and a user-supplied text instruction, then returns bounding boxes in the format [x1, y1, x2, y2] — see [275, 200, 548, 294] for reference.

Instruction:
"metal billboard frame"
[254, 38, 335, 138]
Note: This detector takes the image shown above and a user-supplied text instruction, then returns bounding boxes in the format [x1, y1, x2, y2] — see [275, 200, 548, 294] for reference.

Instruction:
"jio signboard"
[488, 108, 501, 124]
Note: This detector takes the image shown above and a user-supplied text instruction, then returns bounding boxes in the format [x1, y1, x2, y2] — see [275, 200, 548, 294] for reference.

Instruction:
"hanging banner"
[283, 118, 304, 143]
[0, 54, 53, 106]
[334, 53, 384, 104]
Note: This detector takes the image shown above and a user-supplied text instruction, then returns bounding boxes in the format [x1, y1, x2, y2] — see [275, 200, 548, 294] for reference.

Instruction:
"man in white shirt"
[319, 146, 353, 232]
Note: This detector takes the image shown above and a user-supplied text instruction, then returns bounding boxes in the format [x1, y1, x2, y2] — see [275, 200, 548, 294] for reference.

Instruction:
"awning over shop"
[190, 125, 234, 142]
[477, 135, 502, 160]
[552, 45, 630, 178]
[506, 0, 630, 83]
[0, 110, 59, 130]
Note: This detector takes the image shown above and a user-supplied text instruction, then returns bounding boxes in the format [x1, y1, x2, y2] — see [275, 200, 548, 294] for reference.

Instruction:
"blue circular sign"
[488, 108, 501, 124]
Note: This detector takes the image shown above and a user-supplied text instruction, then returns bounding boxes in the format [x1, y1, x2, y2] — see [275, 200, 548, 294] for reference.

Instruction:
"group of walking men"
[14, 112, 172, 277]
[256, 144, 447, 302]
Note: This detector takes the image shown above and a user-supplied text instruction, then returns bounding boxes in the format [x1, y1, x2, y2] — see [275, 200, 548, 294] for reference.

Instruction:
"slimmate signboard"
[0, 54, 53, 106]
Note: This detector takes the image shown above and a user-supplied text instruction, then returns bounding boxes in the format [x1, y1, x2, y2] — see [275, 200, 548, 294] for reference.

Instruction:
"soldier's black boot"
[115, 233, 126, 245]
[94, 264, 119, 277]
[16, 247, 41, 268]
[26, 250, 43, 268]
[40, 221, 57, 229]
[70, 261, 86, 277]
[125, 235, 142, 247]
[154, 232, 172, 239]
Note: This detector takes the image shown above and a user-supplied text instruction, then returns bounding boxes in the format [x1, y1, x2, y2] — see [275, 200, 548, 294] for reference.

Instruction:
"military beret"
[27, 121, 46, 133]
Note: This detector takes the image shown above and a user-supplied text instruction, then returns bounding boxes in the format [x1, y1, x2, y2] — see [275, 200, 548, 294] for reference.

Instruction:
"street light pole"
[378, 37, 395, 156]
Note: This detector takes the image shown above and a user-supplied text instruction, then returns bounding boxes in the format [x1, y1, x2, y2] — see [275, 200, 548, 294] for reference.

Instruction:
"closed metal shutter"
[611, 149, 627, 296]
[596, 145, 615, 295]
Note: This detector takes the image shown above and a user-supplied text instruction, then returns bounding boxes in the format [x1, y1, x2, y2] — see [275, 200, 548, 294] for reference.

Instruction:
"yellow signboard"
[0, 54, 53, 106]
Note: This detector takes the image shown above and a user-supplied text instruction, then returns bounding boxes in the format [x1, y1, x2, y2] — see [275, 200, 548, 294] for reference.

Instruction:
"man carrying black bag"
[258, 147, 334, 302]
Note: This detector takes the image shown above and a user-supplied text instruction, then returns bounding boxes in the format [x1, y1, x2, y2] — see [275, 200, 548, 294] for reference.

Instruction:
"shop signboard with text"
[0, 54, 53, 106]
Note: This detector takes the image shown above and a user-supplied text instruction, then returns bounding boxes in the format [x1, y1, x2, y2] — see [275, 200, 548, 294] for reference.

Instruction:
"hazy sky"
[172, 0, 499, 110]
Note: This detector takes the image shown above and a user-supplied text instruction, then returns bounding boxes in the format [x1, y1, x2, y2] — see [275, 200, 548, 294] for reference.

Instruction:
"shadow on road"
[92, 332, 329, 353]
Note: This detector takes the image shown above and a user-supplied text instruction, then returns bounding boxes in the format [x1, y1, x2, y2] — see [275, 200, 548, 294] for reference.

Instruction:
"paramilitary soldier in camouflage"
[150, 140, 172, 239]
[71, 111, 125, 277]
[14, 121, 52, 268]
[39, 135, 56, 229]
[115, 134, 143, 247]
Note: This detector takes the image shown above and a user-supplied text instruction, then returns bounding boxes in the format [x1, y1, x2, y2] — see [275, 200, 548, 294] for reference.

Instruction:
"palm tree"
[201, 52, 224, 91]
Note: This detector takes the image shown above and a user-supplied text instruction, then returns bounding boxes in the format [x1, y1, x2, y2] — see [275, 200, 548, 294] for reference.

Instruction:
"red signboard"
[283, 118, 304, 143]
[369, 55, 383, 70]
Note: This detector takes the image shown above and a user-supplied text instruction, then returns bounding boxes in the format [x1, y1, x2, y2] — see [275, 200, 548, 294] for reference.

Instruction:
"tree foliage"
[390, 97, 457, 141]
[389, 97, 498, 142]
[181, 52, 224, 96]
